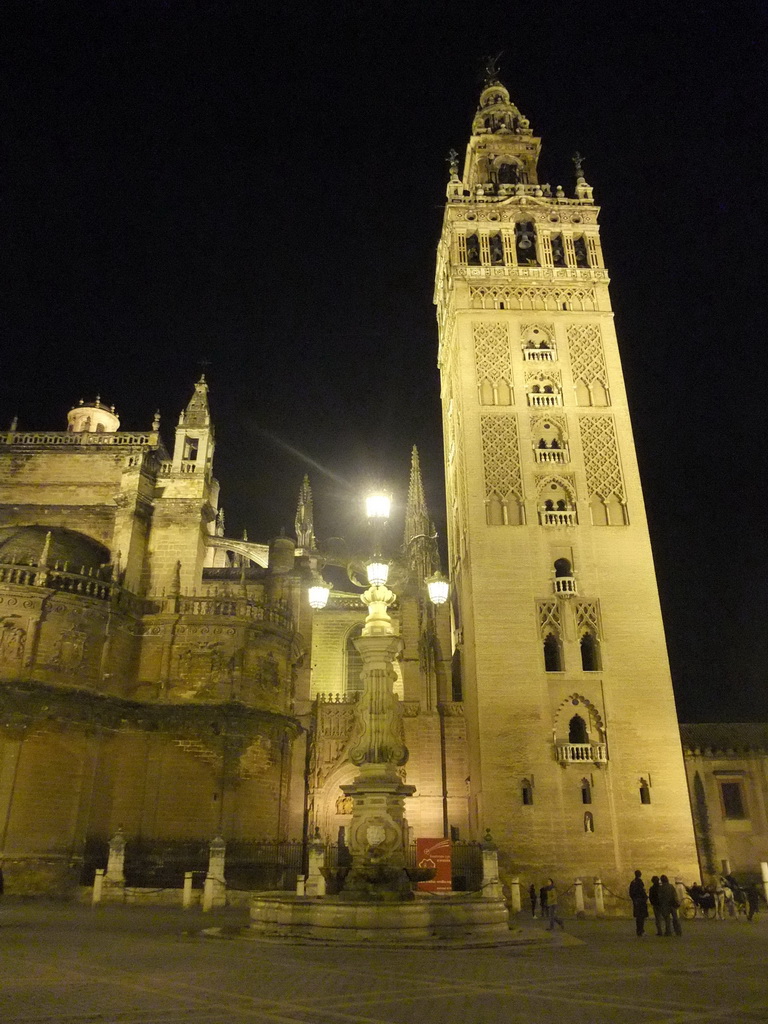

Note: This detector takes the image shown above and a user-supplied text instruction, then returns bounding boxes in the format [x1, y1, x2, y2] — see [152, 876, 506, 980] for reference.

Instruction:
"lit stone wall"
[682, 725, 768, 879]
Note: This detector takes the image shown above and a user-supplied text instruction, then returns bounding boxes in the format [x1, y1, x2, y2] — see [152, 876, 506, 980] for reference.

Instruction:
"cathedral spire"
[404, 446, 437, 581]
[295, 475, 316, 552]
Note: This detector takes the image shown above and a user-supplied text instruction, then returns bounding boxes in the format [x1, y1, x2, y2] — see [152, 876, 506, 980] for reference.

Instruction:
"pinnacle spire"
[183, 375, 211, 429]
[295, 474, 316, 551]
[404, 446, 437, 580]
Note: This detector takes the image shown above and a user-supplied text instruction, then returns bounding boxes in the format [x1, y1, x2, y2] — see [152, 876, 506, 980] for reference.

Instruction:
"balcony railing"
[173, 595, 292, 630]
[0, 561, 292, 628]
[556, 742, 607, 764]
[553, 576, 577, 596]
[528, 393, 562, 407]
[533, 447, 568, 464]
[523, 347, 556, 362]
[540, 510, 577, 526]
[0, 562, 113, 599]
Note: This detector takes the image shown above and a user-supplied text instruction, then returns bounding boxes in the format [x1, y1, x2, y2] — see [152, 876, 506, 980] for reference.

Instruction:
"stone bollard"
[721, 858, 731, 876]
[92, 868, 105, 905]
[594, 877, 605, 917]
[102, 828, 126, 901]
[509, 876, 522, 913]
[574, 877, 585, 916]
[296, 874, 306, 896]
[674, 877, 686, 906]
[480, 830, 505, 900]
[305, 835, 327, 897]
[182, 871, 193, 909]
[761, 861, 768, 906]
[203, 835, 226, 911]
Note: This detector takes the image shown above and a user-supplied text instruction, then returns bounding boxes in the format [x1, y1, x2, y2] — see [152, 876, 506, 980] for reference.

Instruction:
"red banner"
[416, 837, 452, 893]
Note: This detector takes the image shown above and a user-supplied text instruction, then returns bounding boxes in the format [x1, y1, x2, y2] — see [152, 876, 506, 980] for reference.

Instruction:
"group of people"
[630, 870, 763, 936]
[629, 871, 682, 937]
[528, 870, 763, 936]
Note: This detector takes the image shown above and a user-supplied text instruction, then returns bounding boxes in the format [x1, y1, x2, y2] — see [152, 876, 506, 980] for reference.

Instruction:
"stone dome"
[0, 526, 110, 570]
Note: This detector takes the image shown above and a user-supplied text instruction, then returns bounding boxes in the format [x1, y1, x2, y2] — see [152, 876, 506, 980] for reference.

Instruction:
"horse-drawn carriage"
[679, 877, 748, 919]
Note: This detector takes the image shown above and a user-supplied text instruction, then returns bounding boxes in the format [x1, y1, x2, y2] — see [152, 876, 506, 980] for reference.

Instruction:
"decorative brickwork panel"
[538, 601, 562, 639]
[473, 322, 513, 404]
[480, 414, 522, 502]
[566, 324, 607, 386]
[575, 601, 602, 639]
[578, 415, 625, 501]
[524, 368, 562, 388]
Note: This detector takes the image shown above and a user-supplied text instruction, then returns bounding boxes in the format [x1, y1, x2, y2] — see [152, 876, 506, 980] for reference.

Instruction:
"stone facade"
[681, 723, 768, 881]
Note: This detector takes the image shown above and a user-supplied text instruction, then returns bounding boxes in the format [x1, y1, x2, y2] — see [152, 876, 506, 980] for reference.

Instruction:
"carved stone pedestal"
[340, 764, 416, 901]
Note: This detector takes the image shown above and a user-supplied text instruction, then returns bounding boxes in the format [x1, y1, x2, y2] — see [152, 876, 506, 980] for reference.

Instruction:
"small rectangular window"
[720, 781, 746, 819]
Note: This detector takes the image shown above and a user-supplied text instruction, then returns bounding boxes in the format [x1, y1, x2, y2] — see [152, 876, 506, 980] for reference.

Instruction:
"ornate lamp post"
[308, 490, 449, 901]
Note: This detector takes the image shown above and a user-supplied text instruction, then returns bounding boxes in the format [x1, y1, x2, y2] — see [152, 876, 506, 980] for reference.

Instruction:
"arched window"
[554, 558, 572, 578]
[498, 162, 519, 185]
[521, 779, 533, 805]
[639, 779, 651, 805]
[573, 236, 590, 268]
[551, 234, 566, 267]
[466, 234, 481, 266]
[344, 624, 364, 697]
[580, 631, 601, 671]
[581, 778, 592, 804]
[543, 633, 563, 672]
[584, 811, 594, 832]
[515, 221, 538, 266]
[489, 233, 504, 265]
[568, 714, 588, 744]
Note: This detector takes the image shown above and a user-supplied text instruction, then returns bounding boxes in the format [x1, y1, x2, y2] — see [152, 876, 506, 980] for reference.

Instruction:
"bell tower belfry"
[434, 72, 699, 885]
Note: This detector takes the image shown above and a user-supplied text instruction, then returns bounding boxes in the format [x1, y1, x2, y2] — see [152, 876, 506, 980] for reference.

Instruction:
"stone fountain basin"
[248, 890, 512, 945]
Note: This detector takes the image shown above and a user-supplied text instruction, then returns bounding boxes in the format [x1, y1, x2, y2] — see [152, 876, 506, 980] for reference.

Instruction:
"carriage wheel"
[679, 897, 697, 920]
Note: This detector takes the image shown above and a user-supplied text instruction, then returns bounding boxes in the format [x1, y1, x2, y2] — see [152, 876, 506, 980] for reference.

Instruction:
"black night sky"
[2, 2, 767, 722]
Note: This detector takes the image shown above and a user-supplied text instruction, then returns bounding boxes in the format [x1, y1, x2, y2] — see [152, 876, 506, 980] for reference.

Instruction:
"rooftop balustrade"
[2, 431, 158, 448]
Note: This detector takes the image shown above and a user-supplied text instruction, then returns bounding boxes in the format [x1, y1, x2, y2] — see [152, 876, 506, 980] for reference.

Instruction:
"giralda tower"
[434, 72, 699, 885]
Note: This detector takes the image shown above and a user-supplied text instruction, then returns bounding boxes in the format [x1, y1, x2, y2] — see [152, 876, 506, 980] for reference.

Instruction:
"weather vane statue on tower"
[481, 52, 503, 86]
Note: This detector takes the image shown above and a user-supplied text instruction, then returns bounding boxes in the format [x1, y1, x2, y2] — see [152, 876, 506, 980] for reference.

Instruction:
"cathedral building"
[3, 75, 758, 898]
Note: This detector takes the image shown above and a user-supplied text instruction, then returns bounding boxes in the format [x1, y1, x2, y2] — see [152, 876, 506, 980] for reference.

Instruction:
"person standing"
[658, 874, 682, 936]
[528, 883, 537, 918]
[745, 883, 760, 921]
[648, 875, 663, 935]
[629, 869, 649, 936]
[542, 878, 565, 931]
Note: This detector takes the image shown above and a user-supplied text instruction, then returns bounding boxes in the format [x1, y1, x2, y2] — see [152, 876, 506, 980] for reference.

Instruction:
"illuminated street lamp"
[307, 571, 331, 610]
[426, 571, 450, 606]
[365, 492, 391, 522]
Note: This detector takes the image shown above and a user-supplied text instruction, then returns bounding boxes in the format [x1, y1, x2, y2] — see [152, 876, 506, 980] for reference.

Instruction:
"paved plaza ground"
[1, 899, 767, 1024]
